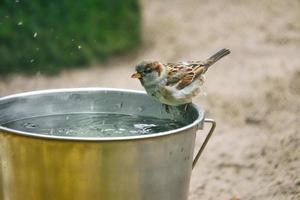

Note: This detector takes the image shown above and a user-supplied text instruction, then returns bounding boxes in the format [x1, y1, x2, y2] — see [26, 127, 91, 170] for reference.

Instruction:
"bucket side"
[0, 127, 197, 200]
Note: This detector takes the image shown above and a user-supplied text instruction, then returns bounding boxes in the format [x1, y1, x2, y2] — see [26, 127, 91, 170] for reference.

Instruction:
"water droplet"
[78, 45, 82, 49]
[17, 21, 23, 26]
[90, 103, 95, 111]
[30, 59, 34, 63]
[16, 0, 20, 3]
[66, 116, 70, 120]
[137, 106, 144, 112]
[33, 32, 37, 38]
[115, 103, 123, 109]
[23, 122, 36, 129]
[134, 124, 156, 130]
[65, 130, 71, 135]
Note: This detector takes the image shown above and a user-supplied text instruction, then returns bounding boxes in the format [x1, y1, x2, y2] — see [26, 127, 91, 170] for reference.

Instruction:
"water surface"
[2, 113, 185, 137]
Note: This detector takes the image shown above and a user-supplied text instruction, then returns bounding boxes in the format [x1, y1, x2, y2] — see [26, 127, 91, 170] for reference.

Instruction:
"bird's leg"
[184, 103, 190, 112]
[164, 104, 170, 113]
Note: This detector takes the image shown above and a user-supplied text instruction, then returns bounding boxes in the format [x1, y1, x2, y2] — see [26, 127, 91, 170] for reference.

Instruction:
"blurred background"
[0, 0, 299, 199]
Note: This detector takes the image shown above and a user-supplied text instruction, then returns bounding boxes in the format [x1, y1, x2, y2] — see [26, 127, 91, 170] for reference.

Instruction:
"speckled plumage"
[131, 48, 230, 106]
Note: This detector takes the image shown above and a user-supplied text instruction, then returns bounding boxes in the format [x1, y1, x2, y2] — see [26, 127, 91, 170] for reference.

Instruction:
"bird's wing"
[165, 62, 206, 90]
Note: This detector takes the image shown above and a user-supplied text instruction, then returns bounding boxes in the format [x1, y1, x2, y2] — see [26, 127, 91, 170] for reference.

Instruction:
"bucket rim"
[0, 88, 204, 141]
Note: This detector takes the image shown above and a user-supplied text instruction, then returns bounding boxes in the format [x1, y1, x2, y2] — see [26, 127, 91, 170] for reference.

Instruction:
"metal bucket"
[0, 88, 215, 200]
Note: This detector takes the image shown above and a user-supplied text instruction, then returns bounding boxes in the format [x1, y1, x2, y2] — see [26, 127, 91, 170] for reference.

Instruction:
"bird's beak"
[131, 72, 142, 79]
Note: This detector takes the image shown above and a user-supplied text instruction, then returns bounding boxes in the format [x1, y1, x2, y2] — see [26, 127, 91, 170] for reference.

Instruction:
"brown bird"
[131, 48, 230, 109]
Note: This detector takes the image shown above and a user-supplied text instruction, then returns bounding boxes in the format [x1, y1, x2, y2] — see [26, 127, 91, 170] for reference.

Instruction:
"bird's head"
[131, 61, 166, 86]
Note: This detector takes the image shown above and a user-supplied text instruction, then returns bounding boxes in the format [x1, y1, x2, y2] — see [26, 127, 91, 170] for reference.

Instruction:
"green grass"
[0, 0, 141, 75]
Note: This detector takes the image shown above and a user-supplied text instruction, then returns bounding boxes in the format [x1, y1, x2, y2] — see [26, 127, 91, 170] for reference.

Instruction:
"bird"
[131, 48, 230, 111]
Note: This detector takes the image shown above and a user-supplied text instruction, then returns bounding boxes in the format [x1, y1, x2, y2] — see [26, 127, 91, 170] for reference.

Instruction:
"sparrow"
[131, 48, 230, 110]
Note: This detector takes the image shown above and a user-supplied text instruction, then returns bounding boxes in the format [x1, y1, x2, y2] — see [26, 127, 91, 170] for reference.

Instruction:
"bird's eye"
[144, 68, 152, 73]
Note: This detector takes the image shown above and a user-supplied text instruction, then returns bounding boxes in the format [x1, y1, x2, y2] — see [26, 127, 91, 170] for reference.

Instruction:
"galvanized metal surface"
[0, 88, 215, 200]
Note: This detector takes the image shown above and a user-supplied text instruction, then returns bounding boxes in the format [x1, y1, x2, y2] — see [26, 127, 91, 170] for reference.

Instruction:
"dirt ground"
[1, 0, 300, 199]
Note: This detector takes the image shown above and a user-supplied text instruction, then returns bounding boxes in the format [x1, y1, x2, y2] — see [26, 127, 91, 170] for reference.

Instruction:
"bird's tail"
[204, 48, 230, 68]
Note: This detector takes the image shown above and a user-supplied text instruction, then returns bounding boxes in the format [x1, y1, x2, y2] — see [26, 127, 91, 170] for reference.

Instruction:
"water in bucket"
[2, 113, 186, 137]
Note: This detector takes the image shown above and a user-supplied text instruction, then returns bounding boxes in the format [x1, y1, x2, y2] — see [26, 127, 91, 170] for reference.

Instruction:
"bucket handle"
[192, 118, 216, 169]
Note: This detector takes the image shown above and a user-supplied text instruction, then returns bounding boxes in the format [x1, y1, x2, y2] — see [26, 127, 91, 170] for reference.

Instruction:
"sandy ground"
[1, 0, 300, 199]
